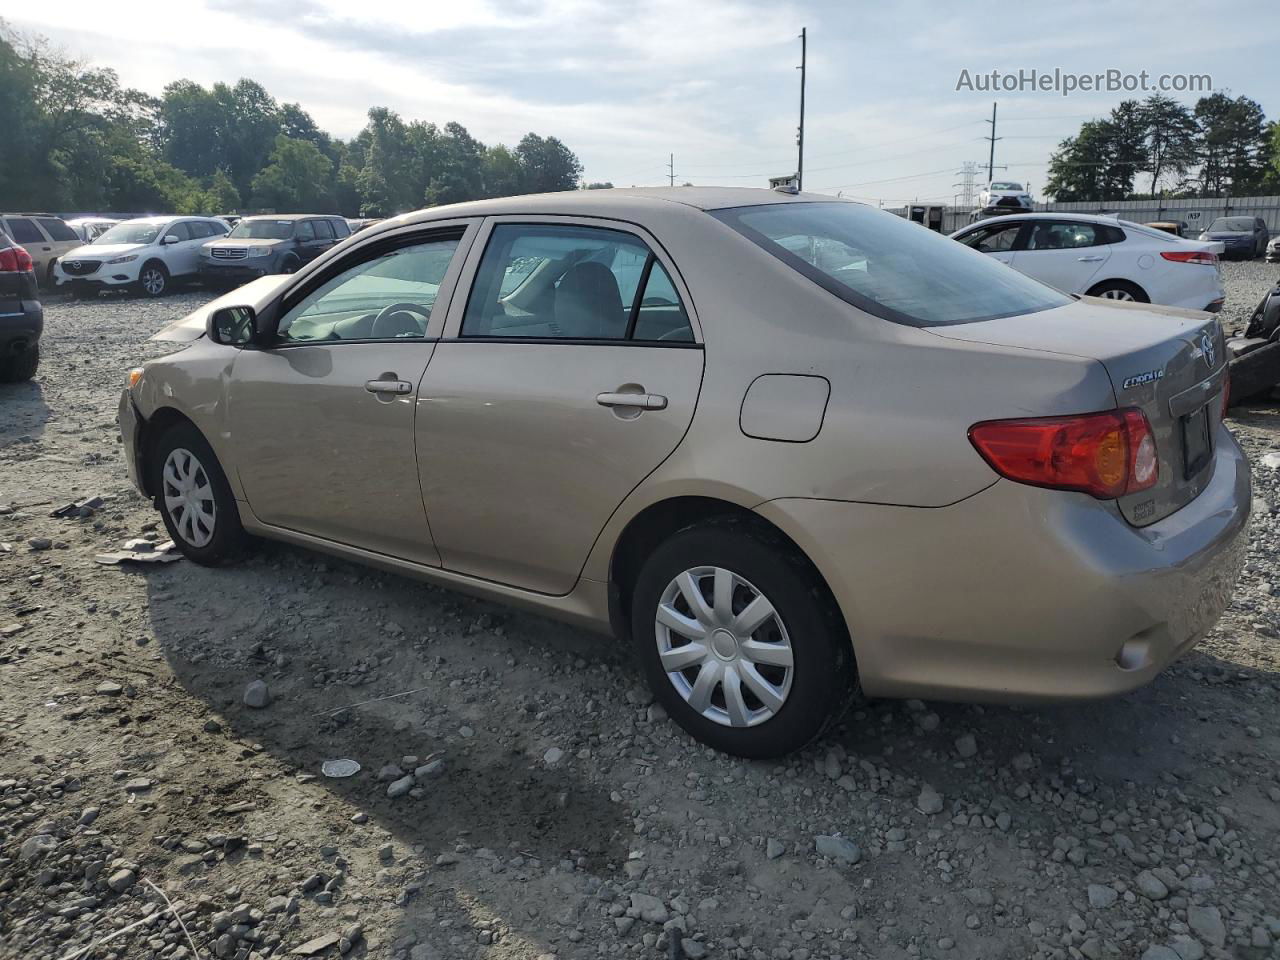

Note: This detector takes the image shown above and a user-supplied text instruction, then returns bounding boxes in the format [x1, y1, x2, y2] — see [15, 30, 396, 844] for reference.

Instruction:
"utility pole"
[984, 102, 1000, 183]
[667, 153, 675, 187]
[796, 28, 806, 190]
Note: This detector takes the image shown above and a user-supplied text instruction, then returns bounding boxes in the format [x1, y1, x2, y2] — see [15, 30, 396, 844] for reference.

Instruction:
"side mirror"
[208, 306, 257, 347]
[163, 235, 180, 245]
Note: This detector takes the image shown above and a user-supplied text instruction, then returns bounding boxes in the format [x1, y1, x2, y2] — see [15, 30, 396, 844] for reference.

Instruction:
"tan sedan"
[119, 187, 1249, 757]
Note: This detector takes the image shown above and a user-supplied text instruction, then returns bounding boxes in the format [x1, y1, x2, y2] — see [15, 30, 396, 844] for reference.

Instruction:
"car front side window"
[962, 223, 1021, 253]
[276, 235, 462, 343]
[163, 222, 192, 243]
[461, 223, 694, 342]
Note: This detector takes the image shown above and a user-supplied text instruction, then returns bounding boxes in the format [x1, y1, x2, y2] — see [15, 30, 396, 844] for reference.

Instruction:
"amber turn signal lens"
[128, 368, 144, 388]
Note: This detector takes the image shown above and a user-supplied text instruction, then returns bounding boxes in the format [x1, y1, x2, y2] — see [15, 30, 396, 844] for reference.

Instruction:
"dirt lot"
[2, 263, 1279, 960]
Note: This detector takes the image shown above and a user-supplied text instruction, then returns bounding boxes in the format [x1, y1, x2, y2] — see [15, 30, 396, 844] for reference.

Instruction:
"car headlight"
[248, 247, 273, 258]
[107, 254, 138, 264]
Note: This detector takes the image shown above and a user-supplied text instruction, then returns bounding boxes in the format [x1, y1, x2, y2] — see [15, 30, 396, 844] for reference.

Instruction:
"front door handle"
[597, 391, 667, 411]
[365, 379, 413, 395]
[1077, 255, 1105, 262]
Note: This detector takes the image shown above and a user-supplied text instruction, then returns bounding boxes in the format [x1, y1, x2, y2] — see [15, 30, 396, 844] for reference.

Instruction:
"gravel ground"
[2, 266, 1279, 960]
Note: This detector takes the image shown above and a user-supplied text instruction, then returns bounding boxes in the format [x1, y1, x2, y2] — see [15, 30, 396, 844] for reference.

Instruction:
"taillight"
[1160, 250, 1217, 265]
[1221, 365, 1231, 419]
[0, 246, 34, 273]
[969, 409, 1158, 499]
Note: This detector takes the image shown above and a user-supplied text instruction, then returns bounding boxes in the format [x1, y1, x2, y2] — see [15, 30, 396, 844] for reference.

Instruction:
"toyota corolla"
[118, 187, 1249, 757]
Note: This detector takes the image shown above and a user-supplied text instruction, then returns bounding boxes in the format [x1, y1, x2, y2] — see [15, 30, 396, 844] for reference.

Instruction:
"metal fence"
[885, 196, 1280, 235]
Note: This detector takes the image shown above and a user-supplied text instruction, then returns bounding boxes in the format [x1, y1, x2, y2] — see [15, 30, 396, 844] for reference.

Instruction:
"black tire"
[279, 255, 300, 274]
[0, 343, 38, 383]
[150, 421, 246, 565]
[1086, 279, 1149, 304]
[138, 261, 169, 298]
[630, 522, 854, 758]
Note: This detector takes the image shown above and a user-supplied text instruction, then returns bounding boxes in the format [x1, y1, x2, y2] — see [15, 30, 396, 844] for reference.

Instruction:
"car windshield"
[990, 182, 1022, 191]
[1208, 218, 1253, 232]
[229, 220, 295, 240]
[94, 222, 162, 245]
[713, 201, 1071, 327]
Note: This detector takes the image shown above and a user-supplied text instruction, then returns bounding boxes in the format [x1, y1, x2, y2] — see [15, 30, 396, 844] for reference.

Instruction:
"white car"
[977, 181, 1033, 213]
[65, 217, 121, 243]
[951, 213, 1226, 313]
[55, 216, 229, 297]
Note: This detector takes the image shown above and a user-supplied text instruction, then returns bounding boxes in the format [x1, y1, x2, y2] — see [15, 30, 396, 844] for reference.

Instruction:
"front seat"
[554, 262, 625, 339]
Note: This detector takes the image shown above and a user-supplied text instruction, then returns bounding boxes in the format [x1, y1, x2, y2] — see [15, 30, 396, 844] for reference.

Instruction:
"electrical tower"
[953, 161, 980, 209]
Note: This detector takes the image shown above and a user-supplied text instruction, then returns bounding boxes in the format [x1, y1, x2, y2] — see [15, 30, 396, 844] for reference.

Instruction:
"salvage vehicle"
[1197, 216, 1269, 260]
[977, 181, 1033, 213]
[119, 187, 1249, 757]
[200, 214, 351, 287]
[66, 217, 121, 243]
[1225, 279, 1280, 405]
[952, 214, 1226, 312]
[56, 216, 229, 297]
[0, 231, 42, 381]
[0, 213, 81, 288]
[1265, 236, 1279, 264]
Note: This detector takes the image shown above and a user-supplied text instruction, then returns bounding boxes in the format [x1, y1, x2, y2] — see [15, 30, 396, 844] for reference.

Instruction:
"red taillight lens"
[1160, 250, 1218, 265]
[0, 246, 34, 273]
[1221, 365, 1231, 419]
[969, 409, 1158, 499]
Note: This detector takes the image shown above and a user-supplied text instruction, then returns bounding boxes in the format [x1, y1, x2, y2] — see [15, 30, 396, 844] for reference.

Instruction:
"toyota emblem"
[1200, 332, 1216, 369]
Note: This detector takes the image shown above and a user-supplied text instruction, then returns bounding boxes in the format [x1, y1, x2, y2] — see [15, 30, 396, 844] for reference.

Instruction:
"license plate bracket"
[1182, 403, 1213, 479]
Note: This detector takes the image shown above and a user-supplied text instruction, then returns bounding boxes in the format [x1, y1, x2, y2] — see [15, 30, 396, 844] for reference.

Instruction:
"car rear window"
[712, 202, 1071, 327]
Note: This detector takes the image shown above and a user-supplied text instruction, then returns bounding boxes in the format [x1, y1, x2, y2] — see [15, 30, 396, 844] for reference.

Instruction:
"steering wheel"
[371, 302, 431, 339]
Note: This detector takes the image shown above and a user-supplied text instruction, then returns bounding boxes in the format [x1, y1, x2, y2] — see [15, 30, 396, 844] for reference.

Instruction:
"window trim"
[257, 221, 476, 348]
[449, 216, 700, 346]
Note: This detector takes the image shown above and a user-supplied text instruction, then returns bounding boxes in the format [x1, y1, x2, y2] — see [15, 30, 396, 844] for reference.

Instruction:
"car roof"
[375, 186, 842, 229]
[240, 213, 344, 221]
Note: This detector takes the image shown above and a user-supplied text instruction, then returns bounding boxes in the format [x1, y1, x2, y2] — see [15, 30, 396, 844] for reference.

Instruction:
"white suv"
[55, 216, 228, 297]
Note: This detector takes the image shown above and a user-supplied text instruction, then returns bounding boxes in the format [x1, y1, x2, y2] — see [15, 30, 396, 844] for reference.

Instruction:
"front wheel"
[0, 343, 39, 382]
[138, 262, 169, 298]
[630, 523, 853, 758]
[152, 422, 246, 565]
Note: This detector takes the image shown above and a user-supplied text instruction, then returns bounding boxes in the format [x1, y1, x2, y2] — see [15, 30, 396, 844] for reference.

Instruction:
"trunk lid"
[930, 298, 1227, 526]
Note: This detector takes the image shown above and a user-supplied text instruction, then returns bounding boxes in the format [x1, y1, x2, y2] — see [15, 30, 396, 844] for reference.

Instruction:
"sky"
[12, 0, 1280, 206]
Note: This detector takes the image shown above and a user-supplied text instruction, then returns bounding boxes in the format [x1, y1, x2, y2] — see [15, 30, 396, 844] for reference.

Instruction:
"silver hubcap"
[162, 448, 216, 548]
[142, 269, 165, 295]
[655, 566, 794, 728]
[1100, 288, 1134, 301]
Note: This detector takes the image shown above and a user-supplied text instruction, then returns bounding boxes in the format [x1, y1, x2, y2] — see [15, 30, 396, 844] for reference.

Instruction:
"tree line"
[1045, 92, 1280, 201]
[0, 22, 584, 217]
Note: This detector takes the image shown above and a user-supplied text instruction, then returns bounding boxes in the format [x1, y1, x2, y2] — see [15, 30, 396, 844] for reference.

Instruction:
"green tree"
[1137, 94, 1199, 194]
[249, 136, 333, 212]
[516, 133, 582, 193]
[584, 181, 614, 190]
[425, 122, 485, 206]
[206, 169, 241, 212]
[482, 144, 526, 198]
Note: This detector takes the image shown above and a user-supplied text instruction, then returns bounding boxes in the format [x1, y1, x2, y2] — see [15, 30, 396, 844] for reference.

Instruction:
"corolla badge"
[1200, 332, 1216, 368]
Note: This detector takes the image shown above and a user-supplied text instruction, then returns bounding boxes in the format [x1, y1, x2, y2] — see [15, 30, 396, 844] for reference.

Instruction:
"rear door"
[1016, 220, 1112, 293]
[416, 217, 704, 594]
[308, 219, 337, 260]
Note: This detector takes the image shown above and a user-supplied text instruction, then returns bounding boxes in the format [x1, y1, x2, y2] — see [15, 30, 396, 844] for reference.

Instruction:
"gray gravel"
[1, 272, 1278, 960]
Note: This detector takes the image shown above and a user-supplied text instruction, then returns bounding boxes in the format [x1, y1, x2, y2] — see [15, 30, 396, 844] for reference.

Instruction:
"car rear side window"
[5, 218, 44, 244]
[188, 221, 215, 239]
[1025, 221, 1108, 250]
[713, 202, 1070, 327]
[331, 218, 350, 238]
[461, 224, 694, 342]
[37, 218, 77, 242]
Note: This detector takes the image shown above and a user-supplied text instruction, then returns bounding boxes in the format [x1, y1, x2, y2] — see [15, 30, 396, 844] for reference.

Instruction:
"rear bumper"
[757, 425, 1250, 703]
[0, 300, 43, 351]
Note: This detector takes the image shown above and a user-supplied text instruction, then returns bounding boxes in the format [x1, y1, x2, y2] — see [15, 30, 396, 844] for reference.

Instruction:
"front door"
[228, 225, 474, 564]
[418, 218, 705, 594]
[956, 219, 1024, 266]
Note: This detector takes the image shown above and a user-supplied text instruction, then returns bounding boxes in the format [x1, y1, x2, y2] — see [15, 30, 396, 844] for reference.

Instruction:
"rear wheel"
[151, 422, 246, 565]
[630, 523, 853, 758]
[138, 261, 169, 298]
[1087, 279, 1149, 303]
[0, 343, 38, 382]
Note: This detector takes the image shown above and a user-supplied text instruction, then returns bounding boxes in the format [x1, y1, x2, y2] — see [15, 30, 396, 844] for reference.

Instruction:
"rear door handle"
[1077, 255, 1105, 262]
[365, 379, 413, 395]
[597, 392, 667, 410]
